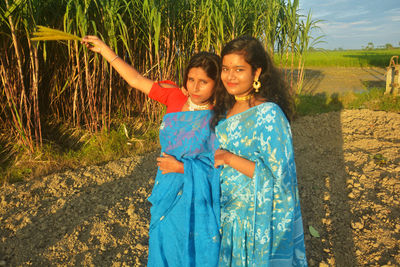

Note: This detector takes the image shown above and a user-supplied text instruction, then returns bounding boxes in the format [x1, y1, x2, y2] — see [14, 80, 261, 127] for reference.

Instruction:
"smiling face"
[221, 53, 261, 98]
[186, 67, 215, 105]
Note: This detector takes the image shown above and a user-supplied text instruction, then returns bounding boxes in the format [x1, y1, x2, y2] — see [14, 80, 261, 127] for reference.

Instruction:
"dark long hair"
[183, 51, 221, 104]
[211, 36, 294, 128]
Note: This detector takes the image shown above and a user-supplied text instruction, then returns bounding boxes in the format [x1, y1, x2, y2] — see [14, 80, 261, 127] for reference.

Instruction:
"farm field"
[285, 48, 400, 68]
[2, 1, 399, 265]
[301, 66, 386, 95]
[0, 68, 399, 266]
[1, 107, 399, 266]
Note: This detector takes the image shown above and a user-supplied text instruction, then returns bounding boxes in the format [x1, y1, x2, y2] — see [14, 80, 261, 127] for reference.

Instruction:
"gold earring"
[253, 79, 261, 93]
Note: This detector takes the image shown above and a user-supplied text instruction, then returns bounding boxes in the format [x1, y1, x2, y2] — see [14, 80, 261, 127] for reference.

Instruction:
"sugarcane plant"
[0, 0, 322, 177]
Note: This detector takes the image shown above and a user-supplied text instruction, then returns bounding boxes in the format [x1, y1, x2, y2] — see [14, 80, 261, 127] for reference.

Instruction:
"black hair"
[211, 36, 294, 129]
[183, 51, 222, 104]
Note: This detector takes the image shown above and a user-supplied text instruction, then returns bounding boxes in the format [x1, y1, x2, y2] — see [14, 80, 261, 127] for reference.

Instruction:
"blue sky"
[299, 0, 400, 50]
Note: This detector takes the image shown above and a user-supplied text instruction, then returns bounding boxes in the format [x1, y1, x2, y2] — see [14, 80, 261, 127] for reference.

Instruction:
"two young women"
[82, 35, 307, 266]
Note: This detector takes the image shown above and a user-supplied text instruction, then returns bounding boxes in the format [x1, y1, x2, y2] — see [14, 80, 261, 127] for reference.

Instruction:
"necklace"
[187, 97, 210, 111]
[234, 94, 253, 101]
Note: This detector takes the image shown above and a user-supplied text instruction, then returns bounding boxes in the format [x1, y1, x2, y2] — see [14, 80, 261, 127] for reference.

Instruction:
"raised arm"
[81, 35, 154, 95]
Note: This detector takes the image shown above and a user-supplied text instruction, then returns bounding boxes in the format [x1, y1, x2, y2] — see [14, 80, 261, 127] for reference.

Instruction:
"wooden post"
[385, 56, 400, 96]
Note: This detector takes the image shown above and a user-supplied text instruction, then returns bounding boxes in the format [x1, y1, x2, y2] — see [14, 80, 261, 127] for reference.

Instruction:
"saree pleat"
[216, 103, 307, 267]
[147, 110, 220, 267]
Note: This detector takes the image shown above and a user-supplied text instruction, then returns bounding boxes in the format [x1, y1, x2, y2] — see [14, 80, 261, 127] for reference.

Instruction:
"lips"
[225, 82, 238, 87]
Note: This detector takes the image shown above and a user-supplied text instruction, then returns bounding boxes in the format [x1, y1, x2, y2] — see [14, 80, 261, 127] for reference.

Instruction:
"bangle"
[110, 55, 119, 64]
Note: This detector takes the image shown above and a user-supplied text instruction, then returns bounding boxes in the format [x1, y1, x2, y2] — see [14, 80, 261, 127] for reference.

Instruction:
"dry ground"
[1, 68, 399, 266]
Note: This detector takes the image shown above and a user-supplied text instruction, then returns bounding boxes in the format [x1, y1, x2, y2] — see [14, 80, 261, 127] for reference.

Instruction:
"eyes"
[222, 67, 245, 72]
[188, 77, 208, 85]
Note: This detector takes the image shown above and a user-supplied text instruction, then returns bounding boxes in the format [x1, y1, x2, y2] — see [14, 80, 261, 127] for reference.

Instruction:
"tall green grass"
[1, 0, 323, 183]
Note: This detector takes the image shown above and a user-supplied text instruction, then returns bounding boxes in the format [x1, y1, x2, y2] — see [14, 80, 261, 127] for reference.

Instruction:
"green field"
[301, 48, 400, 68]
[275, 48, 400, 68]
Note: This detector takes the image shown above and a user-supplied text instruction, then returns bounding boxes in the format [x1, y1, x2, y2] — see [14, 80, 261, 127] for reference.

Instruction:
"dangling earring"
[253, 79, 261, 93]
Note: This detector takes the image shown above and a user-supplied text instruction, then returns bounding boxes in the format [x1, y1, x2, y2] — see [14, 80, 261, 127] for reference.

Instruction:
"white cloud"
[300, 0, 400, 49]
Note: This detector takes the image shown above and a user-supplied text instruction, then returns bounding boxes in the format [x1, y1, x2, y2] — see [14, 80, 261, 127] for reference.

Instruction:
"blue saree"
[147, 110, 220, 267]
[215, 103, 307, 266]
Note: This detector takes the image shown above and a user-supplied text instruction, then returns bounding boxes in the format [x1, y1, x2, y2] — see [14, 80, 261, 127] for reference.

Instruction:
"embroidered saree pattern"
[216, 103, 307, 266]
[147, 110, 220, 267]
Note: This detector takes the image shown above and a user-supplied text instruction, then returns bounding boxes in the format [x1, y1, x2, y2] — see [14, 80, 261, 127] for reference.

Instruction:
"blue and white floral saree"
[215, 103, 307, 266]
[147, 110, 220, 267]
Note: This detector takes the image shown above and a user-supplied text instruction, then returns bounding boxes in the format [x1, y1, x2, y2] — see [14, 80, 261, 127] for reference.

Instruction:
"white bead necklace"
[187, 97, 210, 111]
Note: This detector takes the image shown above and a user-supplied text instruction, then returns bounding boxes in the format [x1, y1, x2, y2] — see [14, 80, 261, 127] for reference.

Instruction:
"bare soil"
[300, 67, 387, 95]
[1, 68, 399, 267]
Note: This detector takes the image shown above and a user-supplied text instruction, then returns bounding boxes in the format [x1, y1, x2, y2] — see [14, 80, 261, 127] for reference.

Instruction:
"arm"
[156, 152, 184, 174]
[214, 149, 255, 178]
[81, 35, 154, 95]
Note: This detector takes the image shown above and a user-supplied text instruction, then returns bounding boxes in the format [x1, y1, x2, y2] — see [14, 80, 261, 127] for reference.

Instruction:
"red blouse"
[148, 80, 188, 114]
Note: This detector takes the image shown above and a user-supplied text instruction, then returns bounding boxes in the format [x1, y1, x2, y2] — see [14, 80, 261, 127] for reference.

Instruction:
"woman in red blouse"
[82, 36, 220, 173]
[82, 36, 222, 267]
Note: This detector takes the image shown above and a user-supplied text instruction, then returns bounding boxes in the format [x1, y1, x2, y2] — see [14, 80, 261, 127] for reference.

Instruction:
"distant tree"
[385, 43, 393, 49]
[366, 42, 374, 50]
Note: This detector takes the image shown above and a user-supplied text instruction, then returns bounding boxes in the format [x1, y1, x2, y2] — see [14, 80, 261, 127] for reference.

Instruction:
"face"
[186, 67, 215, 105]
[221, 53, 260, 97]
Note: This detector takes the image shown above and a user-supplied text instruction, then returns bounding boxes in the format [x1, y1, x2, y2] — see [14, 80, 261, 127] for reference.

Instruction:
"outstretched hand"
[156, 152, 184, 174]
[81, 35, 108, 54]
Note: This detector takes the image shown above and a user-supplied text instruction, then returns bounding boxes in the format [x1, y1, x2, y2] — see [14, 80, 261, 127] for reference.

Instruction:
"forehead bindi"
[222, 54, 248, 68]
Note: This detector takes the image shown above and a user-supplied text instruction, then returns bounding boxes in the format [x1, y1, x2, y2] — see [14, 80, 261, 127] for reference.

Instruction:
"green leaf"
[309, 225, 320, 238]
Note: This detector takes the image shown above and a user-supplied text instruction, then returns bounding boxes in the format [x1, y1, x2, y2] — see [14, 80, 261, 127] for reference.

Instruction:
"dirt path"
[301, 67, 386, 95]
[1, 68, 399, 267]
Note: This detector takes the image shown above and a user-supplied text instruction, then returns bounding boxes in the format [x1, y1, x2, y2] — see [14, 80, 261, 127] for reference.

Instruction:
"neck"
[234, 94, 253, 101]
[187, 97, 210, 111]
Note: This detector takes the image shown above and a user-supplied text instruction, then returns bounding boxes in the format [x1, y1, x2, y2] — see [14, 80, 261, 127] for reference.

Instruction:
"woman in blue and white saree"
[212, 36, 307, 266]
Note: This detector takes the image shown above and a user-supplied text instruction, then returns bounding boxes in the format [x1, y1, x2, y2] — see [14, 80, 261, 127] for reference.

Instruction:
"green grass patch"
[0, 118, 160, 185]
[295, 93, 344, 116]
[296, 87, 400, 116]
[276, 48, 400, 68]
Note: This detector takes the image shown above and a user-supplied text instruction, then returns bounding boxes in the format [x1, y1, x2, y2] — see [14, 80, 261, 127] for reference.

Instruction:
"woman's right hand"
[81, 35, 154, 95]
[81, 35, 108, 55]
[214, 149, 231, 168]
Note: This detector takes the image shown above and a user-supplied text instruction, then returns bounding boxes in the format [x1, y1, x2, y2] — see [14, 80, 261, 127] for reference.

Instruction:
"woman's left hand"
[157, 153, 184, 174]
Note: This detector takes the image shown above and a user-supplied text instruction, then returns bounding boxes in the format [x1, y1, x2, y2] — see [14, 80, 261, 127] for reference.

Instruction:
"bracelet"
[110, 55, 119, 64]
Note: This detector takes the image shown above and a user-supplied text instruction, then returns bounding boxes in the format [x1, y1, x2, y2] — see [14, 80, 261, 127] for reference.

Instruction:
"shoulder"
[256, 102, 282, 114]
[151, 80, 179, 90]
[149, 80, 183, 98]
[156, 80, 179, 88]
[256, 102, 289, 124]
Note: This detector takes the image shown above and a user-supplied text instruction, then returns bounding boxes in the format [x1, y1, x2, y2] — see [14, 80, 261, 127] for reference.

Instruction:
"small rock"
[348, 192, 356, 199]
[351, 221, 364, 230]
